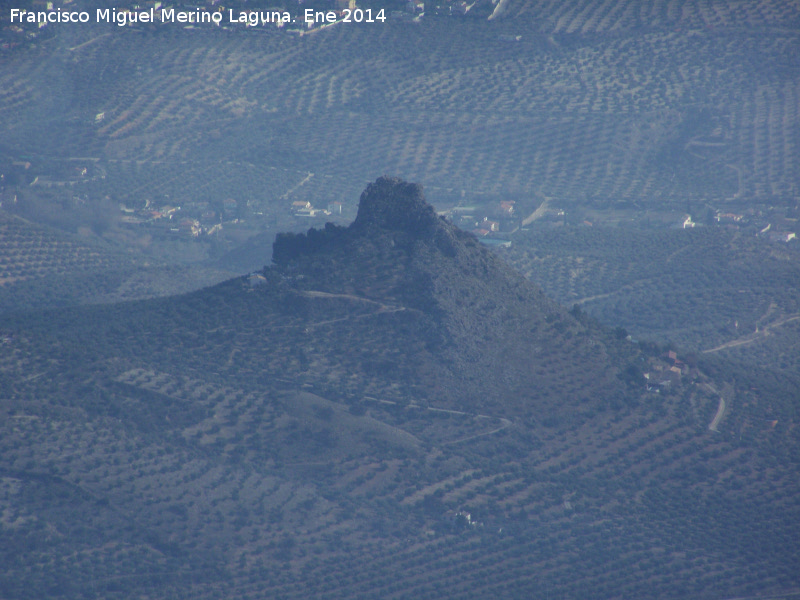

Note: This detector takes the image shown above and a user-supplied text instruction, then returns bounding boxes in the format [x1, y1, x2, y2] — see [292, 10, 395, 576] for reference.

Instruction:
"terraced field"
[504, 0, 800, 32]
[1, 179, 798, 598]
[1, 5, 799, 597]
[3, 1, 798, 243]
[0, 213, 121, 285]
[3, 342, 798, 599]
[504, 226, 800, 352]
[0, 212, 233, 313]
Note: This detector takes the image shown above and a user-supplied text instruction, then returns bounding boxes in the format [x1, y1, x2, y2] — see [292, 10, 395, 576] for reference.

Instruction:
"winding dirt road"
[702, 315, 800, 354]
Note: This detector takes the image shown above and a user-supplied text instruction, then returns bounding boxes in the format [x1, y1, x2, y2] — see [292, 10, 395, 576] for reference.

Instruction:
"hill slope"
[265, 176, 632, 418]
[0, 211, 235, 314]
[1, 179, 798, 600]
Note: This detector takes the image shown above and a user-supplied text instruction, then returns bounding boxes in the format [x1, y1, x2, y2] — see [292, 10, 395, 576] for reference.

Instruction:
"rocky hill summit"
[273, 176, 462, 264]
[267, 177, 634, 419]
[351, 177, 439, 236]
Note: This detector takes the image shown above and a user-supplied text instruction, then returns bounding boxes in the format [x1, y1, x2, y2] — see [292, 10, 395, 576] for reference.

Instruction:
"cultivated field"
[2, 0, 798, 248]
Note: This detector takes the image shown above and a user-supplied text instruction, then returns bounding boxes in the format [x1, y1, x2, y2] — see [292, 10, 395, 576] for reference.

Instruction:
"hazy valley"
[1, 1, 799, 598]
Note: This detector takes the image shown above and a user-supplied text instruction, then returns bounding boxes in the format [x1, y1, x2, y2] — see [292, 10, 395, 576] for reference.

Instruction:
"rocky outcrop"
[272, 177, 462, 265]
[265, 176, 631, 418]
[350, 177, 438, 237]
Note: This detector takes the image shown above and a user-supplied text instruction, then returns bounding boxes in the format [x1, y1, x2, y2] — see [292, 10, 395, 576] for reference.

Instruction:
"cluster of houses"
[290, 200, 342, 219]
[447, 200, 518, 238]
[118, 198, 233, 237]
[644, 350, 694, 393]
[758, 224, 796, 243]
[453, 509, 480, 528]
[712, 209, 797, 243]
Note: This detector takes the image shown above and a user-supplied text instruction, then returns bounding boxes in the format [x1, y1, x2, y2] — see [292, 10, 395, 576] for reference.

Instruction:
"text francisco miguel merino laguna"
[9, 6, 388, 26]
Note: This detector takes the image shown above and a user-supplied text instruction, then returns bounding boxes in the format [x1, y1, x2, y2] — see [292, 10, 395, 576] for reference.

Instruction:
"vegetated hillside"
[265, 176, 634, 418]
[0, 211, 234, 314]
[501, 225, 800, 431]
[1, 179, 798, 600]
[504, 225, 800, 354]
